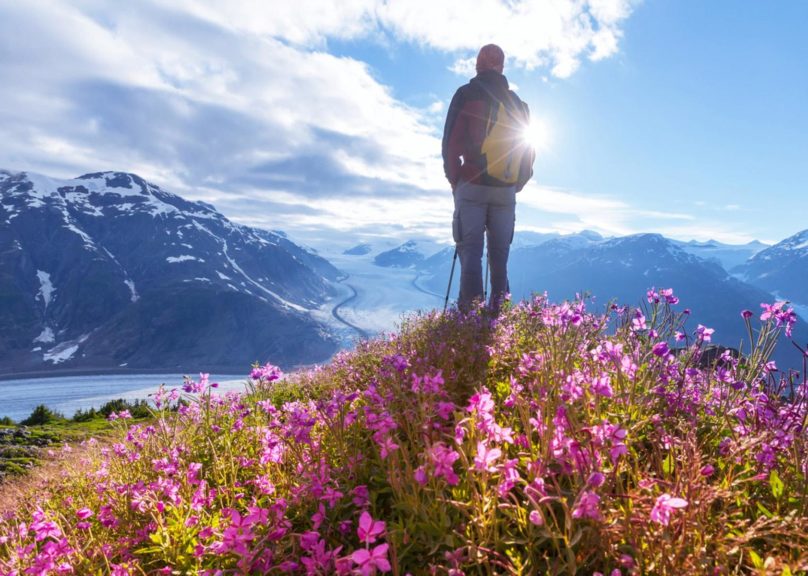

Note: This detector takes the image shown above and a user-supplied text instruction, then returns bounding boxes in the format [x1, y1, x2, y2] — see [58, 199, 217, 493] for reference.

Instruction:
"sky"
[1, 0, 806, 249]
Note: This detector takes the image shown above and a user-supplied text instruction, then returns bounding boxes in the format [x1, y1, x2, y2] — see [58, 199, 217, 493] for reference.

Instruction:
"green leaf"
[662, 452, 674, 476]
[769, 470, 784, 499]
[756, 502, 774, 518]
[748, 549, 763, 569]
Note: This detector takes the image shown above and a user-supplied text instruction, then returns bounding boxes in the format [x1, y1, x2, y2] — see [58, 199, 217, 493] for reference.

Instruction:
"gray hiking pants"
[452, 181, 516, 312]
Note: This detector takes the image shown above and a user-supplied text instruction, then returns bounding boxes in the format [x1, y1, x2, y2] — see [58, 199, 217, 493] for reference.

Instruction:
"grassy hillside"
[1, 291, 806, 575]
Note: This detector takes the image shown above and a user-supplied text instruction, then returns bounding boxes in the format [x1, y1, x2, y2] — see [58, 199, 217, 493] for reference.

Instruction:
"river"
[0, 373, 248, 422]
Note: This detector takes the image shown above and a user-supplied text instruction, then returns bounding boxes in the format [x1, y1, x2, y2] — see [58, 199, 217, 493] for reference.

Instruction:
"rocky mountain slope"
[0, 170, 340, 375]
[734, 229, 808, 309]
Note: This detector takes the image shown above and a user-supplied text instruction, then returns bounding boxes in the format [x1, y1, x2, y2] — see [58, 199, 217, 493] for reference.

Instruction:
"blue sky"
[1, 0, 805, 248]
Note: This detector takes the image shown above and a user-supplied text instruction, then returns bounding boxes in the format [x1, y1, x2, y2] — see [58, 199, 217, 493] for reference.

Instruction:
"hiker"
[442, 44, 535, 312]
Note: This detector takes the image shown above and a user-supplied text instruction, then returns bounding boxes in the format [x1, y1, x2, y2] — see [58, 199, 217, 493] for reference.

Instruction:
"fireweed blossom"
[350, 543, 391, 575]
[695, 324, 715, 342]
[760, 301, 798, 337]
[1, 296, 806, 574]
[650, 494, 688, 526]
[472, 441, 502, 473]
[357, 512, 385, 545]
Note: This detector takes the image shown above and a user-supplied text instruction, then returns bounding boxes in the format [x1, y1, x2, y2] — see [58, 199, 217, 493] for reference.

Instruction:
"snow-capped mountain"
[343, 243, 373, 256]
[734, 229, 808, 308]
[674, 238, 768, 271]
[0, 170, 340, 375]
[373, 239, 445, 269]
[417, 232, 805, 370]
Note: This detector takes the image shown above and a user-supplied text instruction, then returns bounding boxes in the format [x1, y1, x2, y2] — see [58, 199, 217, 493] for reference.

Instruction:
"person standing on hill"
[442, 44, 535, 312]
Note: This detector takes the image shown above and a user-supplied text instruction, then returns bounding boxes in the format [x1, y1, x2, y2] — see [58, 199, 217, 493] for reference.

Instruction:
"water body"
[0, 373, 247, 422]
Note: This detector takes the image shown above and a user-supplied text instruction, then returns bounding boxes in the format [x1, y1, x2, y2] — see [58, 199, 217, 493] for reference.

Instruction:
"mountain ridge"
[0, 170, 340, 374]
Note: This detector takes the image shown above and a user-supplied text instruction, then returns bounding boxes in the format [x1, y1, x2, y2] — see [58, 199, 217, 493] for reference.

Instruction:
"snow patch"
[34, 326, 55, 344]
[43, 334, 90, 364]
[36, 270, 55, 308]
[217, 271, 231, 280]
[64, 222, 96, 248]
[167, 255, 202, 263]
[114, 202, 139, 212]
[124, 279, 139, 302]
[61, 189, 104, 216]
[43, 343, 79, 364]
[190, 220, 309, 311]
[21, 172, 70, 203]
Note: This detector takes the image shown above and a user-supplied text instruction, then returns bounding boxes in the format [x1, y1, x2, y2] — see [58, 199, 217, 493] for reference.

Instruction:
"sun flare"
[521, 118, 551, 153]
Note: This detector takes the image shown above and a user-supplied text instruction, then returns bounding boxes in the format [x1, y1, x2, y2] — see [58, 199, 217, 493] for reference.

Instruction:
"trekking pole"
[443, 246, 458, 312]
[483, 245, 490, 304]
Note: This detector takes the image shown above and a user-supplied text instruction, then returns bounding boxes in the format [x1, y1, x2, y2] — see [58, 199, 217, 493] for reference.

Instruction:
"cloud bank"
[0, 0, 638, 247]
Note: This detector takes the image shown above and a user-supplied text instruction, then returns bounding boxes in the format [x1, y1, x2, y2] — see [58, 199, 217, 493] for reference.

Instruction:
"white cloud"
[427, 101, 445, 114]
[377, 0, 636, 77]
[519, 182, 677, 236]
[449, 56, 478, 77]
[515, 183, 764, 245]
[0, 0, 638, 244]
[150, 0, 636, 78]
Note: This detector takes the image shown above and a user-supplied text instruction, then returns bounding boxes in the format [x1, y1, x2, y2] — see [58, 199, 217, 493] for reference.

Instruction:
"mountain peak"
[76, 172, 152, 194]
[1, 168, 340, 374]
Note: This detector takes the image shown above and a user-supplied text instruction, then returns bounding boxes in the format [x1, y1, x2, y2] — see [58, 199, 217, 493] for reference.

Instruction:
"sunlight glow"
[521, 118, 551, 153]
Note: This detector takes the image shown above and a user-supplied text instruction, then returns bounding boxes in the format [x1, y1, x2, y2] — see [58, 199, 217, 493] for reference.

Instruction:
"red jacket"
[442, 70, 534, 191]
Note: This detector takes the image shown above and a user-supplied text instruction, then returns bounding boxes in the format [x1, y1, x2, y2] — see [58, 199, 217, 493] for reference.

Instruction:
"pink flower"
[75, 508, 94, 520]
[31, 519, 61, 541]
[631, 311, 647, 332]
[652, 342, 669, 357]
[357, 511, 385, 544]
[660, 288, 679, 304]
[591, 375, 613, 397]
[351, 485, 370, 508]
[528, 510, 544, 526]
[436, 401, 456, 421]
[429, 443, 460, 486]
[587, 472, 605, 488]
[351, 543, 391, 575]
[473, 441, 502, 472]
[250, 363, 283, 382]
[695, 324, 714, 342]
[414, 466, 428, 485]
[375, 434, 399, 460]
[571, 491, 601, 520]
[650, 493, 688, 525]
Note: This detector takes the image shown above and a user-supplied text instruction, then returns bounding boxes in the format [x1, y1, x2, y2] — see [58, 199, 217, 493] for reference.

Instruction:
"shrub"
[98, 398, 151, 419]
[70, 407, 98, 422]
[1, 291, 806, 575]
[19, 405, 64, 426]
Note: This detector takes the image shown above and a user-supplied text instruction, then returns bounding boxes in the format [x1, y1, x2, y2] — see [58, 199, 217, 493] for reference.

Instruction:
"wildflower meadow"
[1, 290, 806, 575]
